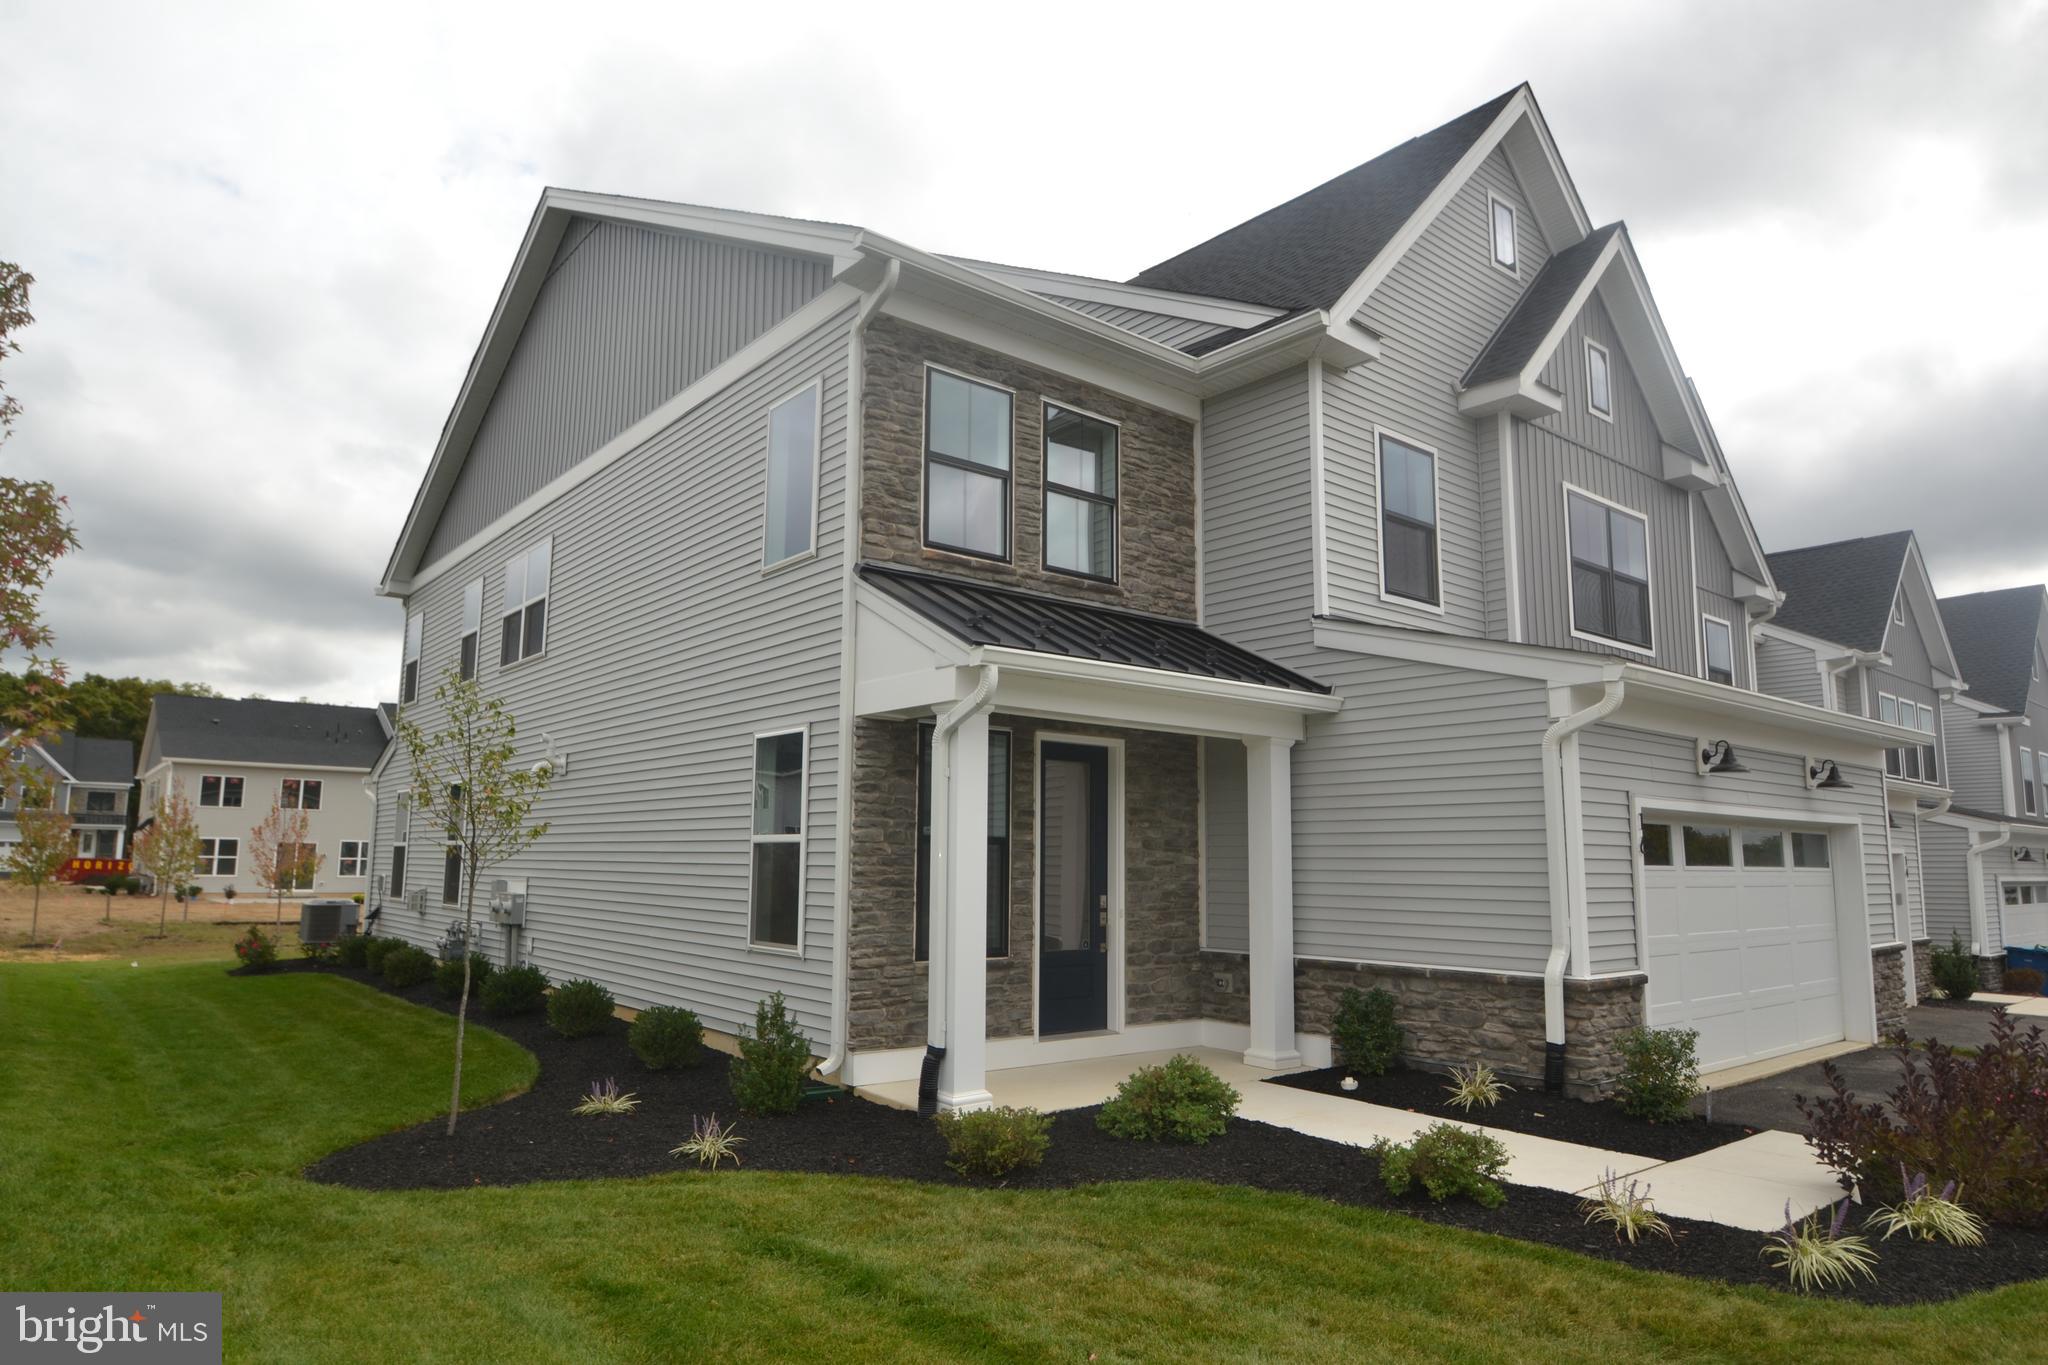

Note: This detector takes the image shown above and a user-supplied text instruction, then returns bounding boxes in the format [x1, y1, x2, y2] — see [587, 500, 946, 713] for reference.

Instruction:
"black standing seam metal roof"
[857, 565, 1332, 696]
[1939, 586, 2047, 717]
[34, 732, 136, 785]
[1764, 532, 1916, 653]
[1463, 223, 1623, 387]
[1127, 88, 1523, 311]
[150, 694, 393, 768]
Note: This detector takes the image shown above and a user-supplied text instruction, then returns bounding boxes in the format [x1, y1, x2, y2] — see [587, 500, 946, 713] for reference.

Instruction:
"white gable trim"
[1885, 536, 1965, 682]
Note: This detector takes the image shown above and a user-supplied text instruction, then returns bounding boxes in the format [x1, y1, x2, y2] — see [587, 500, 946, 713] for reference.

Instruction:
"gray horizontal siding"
[1042, 296, 1234, 351]
[1941, 698, 2005, 813]
[1757, 636, 1824, 708]
[378, 302, 858, 1044]
[1289, 651, 1555, 974]
[1921, 820, 1972, 948]
[1200, 368, 1316, 661]
[1201, 738, 1248, 953]
[422, 219, 832, 567]
[1579, 724, 1896, 971]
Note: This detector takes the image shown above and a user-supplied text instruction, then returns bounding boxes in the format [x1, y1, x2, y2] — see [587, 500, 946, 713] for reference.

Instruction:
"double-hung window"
[500, 538, 551, 665]
[763, 383, 821, 567]
[338, 841, 367, 878]
[280, 777, 322, 811]
[1881, 695, 1938, 782]
[401, 611, 423, 704]
[1567, 489, 1651, 649]
[1043, 404, 1118, 580]
[459, 578, 483, 681]
[1702, 616, 1735, 685]
[390, 795, 409, 897]
[913, 723, 1012, 961]
[199, 774, 243, 808]
[279, 842, 317, 891]
[749, 731, 806, 948]
[1586, 340, 1613, 421]
[1489, 194, 1517, 272]
[1378, 433, 1440, 606]
[923, 369, 1012, 560]
[198, 837, 238, 877]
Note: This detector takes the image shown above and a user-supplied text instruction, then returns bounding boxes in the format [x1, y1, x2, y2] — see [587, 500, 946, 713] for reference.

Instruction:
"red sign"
[61, 857, 133, 882]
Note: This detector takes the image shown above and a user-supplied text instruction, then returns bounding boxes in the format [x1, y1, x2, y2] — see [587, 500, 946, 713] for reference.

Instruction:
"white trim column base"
[1241, 1046, 1302, 1071]
[936, 1088, 995, 1113]
[1244, 735, 1301, 1071]
[937, 709, 991, 1109]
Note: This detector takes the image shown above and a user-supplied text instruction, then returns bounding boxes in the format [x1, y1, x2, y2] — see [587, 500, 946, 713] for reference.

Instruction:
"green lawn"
[1, 962, 2042, 1363]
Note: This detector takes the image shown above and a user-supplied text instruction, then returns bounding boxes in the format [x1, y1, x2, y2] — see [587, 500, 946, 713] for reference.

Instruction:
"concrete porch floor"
[857, 1045, 1841, 1232]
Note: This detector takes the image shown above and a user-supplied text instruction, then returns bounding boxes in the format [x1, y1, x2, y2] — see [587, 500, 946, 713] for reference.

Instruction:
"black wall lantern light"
[1695, 738, 1749, 776]
[1806, 758, 1854, 791]
[2018, 848, 2038, 864]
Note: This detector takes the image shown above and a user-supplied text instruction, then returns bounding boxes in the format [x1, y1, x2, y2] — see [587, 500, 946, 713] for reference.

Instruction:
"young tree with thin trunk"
[399, 671, 551, 1136]
[133, 790, 202, 938]
[7, 770, 72, 945]
[248, 801, 321, 923]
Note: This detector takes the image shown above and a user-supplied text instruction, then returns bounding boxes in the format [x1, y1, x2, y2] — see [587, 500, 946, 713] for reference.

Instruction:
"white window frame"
[1039, 398, 1122, 584]
[500, 536, 552, 667]
[279, 776, 323, 811]
[1563, 482, 1655, 656]
[1893, 593, 1906, 626]
[919, 362, 1017, 564]
[1585, 339, 1614, 423]
[747, 726, 809, 953]
[390, 794, 410, 897]
[338, 840, 367, 878]
[198, 773, 243, 808]
[459, 578, 483, 681]
[2026, 746, 2039, 816]
[199, 837, 239, 878]
[1701, 614, 1735, 685]
[761, 379, 824, 572]
[1487, 192, 1518, 275]
[401, 611, 423, 704]
[1374, 425, 1445, 614]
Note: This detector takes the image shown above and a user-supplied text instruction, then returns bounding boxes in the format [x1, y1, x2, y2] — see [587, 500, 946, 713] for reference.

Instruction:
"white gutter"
[1822, 649, 1883, 715]
[1967, 822, 2013, 958]
[1539, 676, 1626, 1089]
[817, 258, 901, 1082]
[922, 665, 999, 1069]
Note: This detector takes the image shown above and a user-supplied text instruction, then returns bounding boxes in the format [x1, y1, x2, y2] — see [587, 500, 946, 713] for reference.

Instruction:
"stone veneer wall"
[1873, 944, 1909, 1036]
[860, 315, 1198, 619]
[846, 713, 1201, 1051]
[1912, 939, 1932, 1004]
[1976, 951, 2010, 992]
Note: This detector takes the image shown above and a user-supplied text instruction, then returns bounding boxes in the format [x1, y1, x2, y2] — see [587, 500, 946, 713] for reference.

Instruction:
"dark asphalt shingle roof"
[1463, 224, 1622, 386]
[1939, 586, 2046, 717]
[39, 732, 135, 785]
[858, 565, 1331, 695]
[1764, 533, 1915, 652]
[1127, 88, 1521, 311]
[151, 695, 392, 769]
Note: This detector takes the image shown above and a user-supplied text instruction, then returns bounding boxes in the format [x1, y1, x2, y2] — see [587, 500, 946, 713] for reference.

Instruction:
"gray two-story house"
[372, 84, 1925, 1105]
[0, 731, 136, 866]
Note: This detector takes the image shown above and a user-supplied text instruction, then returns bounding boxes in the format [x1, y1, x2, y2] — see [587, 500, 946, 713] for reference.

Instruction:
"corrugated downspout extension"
[915, 1045, 947, 1118]
[1539, 677, 1627, 1092]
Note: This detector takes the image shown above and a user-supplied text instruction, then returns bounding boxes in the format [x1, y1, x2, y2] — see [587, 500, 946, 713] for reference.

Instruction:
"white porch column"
[938, 709, 994, 1111]
[1244, 736, 1301, 1070]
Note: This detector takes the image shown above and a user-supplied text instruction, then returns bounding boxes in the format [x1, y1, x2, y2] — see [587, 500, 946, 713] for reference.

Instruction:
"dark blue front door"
[1038, 743, 1109, 1035]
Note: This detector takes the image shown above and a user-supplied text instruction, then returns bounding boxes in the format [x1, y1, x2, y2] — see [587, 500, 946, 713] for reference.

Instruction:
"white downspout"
[817, 258, 901, 1082]
[1539, 676, 1626, 1091]
[917, 663, 997, 1112]
[1905, 795, 1951, 1000]
[1823, 649, 1881, 715]
[1967, 823, 2012, 960]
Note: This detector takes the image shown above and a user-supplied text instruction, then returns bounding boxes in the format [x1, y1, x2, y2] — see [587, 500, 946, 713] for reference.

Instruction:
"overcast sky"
[4, 0, 2044, 704]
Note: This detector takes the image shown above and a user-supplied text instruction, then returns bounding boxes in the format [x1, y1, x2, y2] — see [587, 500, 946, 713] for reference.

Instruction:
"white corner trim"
[1306, 361, 1330, 616]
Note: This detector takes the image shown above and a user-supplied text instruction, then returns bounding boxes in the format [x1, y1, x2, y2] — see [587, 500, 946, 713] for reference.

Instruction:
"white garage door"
[1642, 820, 1843, 1072]
[2002, 880, 2048, 949]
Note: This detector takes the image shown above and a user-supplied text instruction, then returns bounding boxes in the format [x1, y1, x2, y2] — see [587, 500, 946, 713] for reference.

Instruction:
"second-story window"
[763, 382, 821, 567]
[401, 611, 422, 704]
[199, 775, 243, 808]
[923, 369, 1012, 561]
[1586, 340, 1614, 421]
[1702, 617, 1735, 685]
[83, 790, 118, 814]
[1568, 488, 1651, 650]
[1489, 194, 1517, 272]
[1880, 695, 1939, 783]
[1378, 432, 1440, 606]
[501, 537, 551, 665]
[1043, 404, 1118, 581]
[2025, 746, 2038, 815]
[280, 777, 323, 811]
[459, 578, 483, 681]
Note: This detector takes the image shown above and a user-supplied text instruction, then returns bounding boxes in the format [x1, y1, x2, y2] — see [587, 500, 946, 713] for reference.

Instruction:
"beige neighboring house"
[135, 696, 393, 898]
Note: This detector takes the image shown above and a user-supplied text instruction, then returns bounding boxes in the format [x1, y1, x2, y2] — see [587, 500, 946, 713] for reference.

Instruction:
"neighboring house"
[135, 696, 391, 897]
[371, 82, 1926, 1107]
[1753, 532, 1967, 1000]
[1918, 587, 2048, 985]
[0, 731, 137, 863]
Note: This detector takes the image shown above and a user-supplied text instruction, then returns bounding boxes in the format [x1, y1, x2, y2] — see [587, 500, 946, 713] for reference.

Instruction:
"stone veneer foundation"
[1912, 938, 1932, 1004]
[1873, 944, 1908, 1036]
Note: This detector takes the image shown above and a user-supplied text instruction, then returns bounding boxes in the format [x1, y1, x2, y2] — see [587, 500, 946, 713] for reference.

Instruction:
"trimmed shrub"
[1096, 1054, 1240, 1144]
[1930, 933, 1979, 1002]
[547, 978, 617, 1038]
[1373, 1122, 1511, 1208]
[1801, 1011, 2048, 1227]
[299, 939, 337, 963]
[935, 1106, 1052, 1178]
[232, 927, 278, 971]
[1332, 987, 1401, 1076]
[630, 1005, 706, 1070]
[2004, 967, 2045, 997]
[223, 886, 237, 902]
[481, 964, 549, 1016]
[729, 992, 813, 1115]
[1615, 1026, 1701, 1124]
[435, 953, 494, 1000]
[335, 933, 372, 969]
[361, 935, 400, 973]
[381, 945, 436, 989]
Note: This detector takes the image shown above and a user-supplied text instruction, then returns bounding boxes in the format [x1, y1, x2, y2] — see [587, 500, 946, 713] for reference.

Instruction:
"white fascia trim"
[1314, 617, 1615, 686]
[151, 758, 380, 775]
[546, 189, 864, 269]
[1618, 664, 1929, 746]
[969, 646, 1343, 717]
[385, 284, 863, 596]
[1506, 231, 1625, 394]
[1898, 538, 1966, 680]
[1456, 374, 1563, 419]
[940, 257, 1285, 330]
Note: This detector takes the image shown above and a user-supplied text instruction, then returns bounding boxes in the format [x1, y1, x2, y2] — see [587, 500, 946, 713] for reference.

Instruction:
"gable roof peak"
[1765, 531, 1917, 652]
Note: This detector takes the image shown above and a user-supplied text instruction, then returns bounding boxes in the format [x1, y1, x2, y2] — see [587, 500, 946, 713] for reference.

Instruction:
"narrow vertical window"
[749, 731, 806, 948]
[1702, 617, 1734, 685]
[2025, 746, 2037, 815]
[1586, 340, 1613, 420]
[442, 846, 462, 904]
[402, 611, 423, 703]
[459, 578, 482, 681]
[500, 537, 551, 665]
[1043, 404, 1118, 580]
[390, 794, 409, 897]
[1378, 433, 1440, 606]
[923, 369, 1012, 560]
[914, 724, 1012, 960]
[763, 383, 821, 567]
[200, 774, 221, 807]
[1490, 195, 1517, 271]
[1567, 489, 1651, 649]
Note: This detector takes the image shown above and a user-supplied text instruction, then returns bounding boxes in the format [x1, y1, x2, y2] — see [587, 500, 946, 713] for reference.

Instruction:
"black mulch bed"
[266, 959, 2048, 1305]
[1266, 1066, 1754, 1161]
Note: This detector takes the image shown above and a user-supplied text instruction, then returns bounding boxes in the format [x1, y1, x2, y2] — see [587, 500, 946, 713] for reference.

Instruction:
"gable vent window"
[459, 578, 482, 681]
[401, 611, 422, 704]
[500, 537, 551, 666]
[763, 382, 821, 568]
[1703, 616, 1735, 686]
[1043, 403, 1118, 581]
[1489, 195, 1517, 272]
[1586, 340, 1614, 421]
[1567, 488, 1651, 650]
[1378, 433, 1440, 606]
[923, 369, 1012, 561]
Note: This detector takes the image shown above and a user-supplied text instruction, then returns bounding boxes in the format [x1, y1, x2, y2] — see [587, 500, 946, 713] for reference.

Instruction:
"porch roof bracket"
[1539, 675, 1627, 1091]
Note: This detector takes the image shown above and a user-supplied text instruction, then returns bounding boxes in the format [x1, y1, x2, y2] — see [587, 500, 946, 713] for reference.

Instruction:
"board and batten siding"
[1322, 147, 1551, 634]
[1200, 737, 1249, 953]
[1578, 725, 1896, 972]
[1041, 296, 1235, 352]
[378, 301, 859, 1044]
[421, 218, 833, 567]
[1198, 368, 1317, 661]
[1692, 504, 1752, 689]
[1757, 635, 1825, 708]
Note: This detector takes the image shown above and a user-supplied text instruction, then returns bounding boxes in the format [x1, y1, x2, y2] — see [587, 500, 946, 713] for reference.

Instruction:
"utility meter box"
[490, 877, 529, 925]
